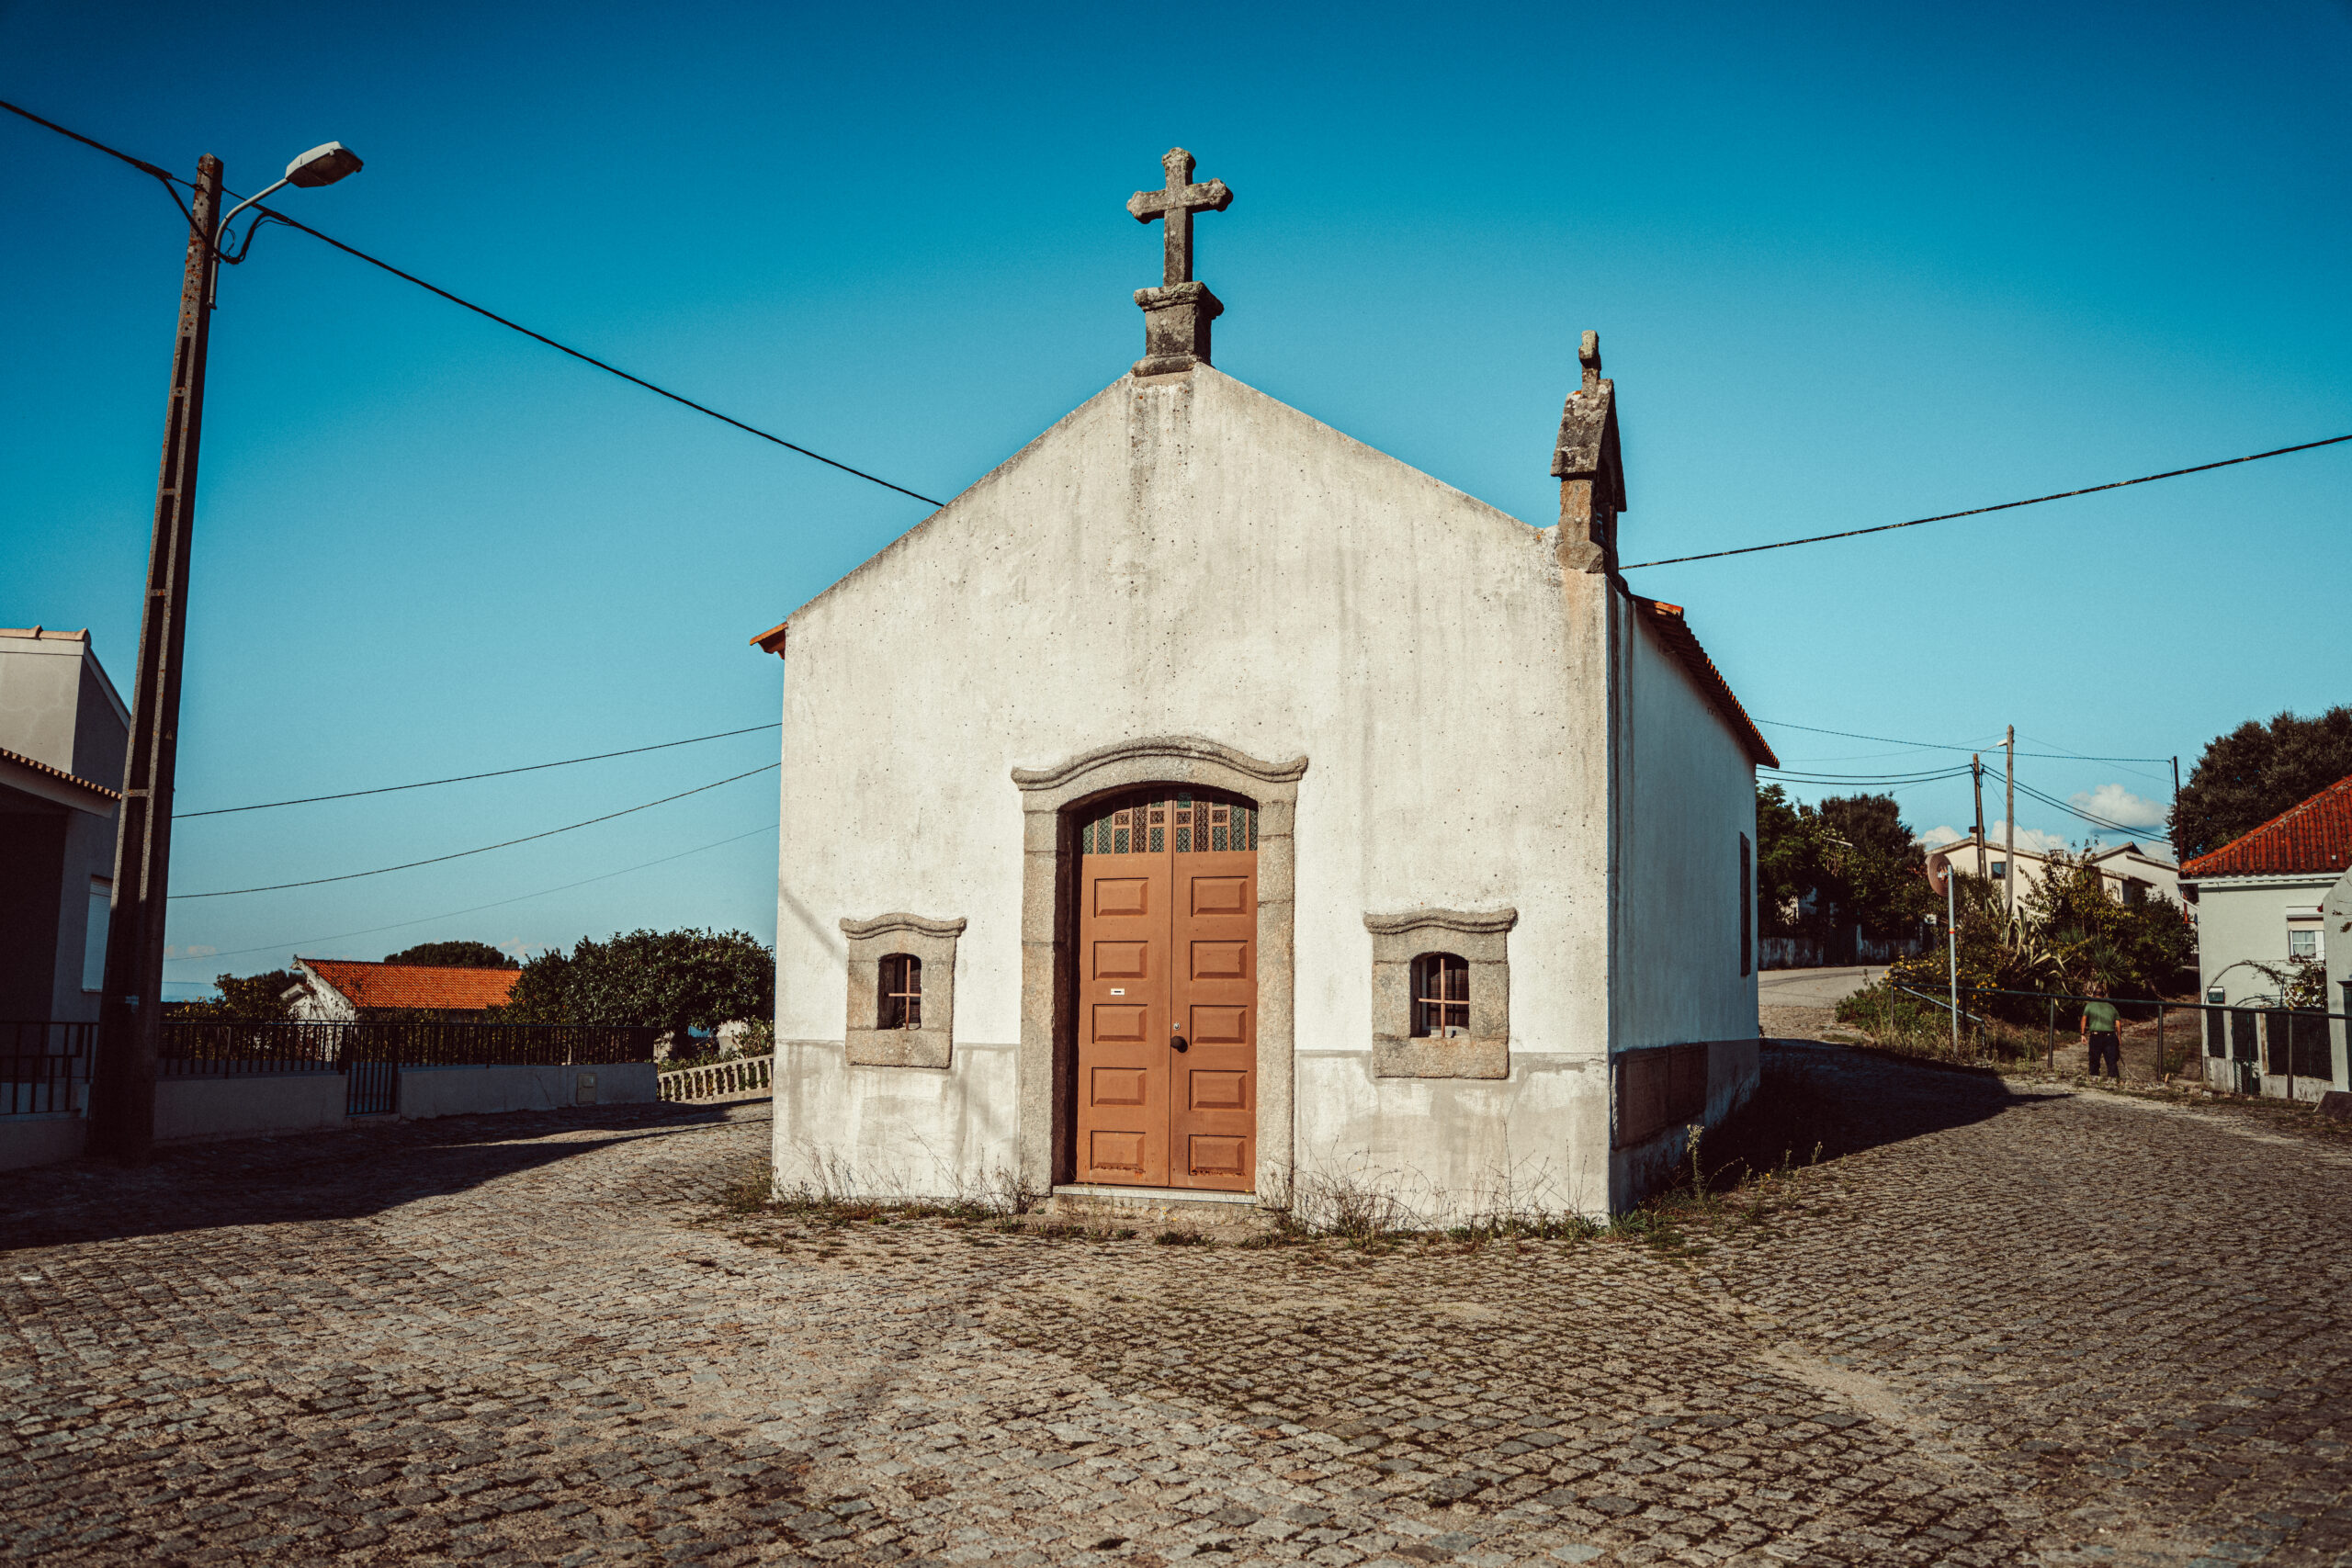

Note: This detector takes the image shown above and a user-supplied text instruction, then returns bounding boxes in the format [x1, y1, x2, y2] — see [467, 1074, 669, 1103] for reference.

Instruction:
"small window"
[82, 878, 111, 992]
[2289, 929, 2318, 960]
[1990, 861, 2007, 880]
[1411, 953, 1469, 1038]
[878, 953, 922, 1029]
[1737, 833, 1751, 977]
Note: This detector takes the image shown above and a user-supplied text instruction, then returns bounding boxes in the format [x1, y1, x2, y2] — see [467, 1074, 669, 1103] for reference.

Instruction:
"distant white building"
[0, 627, 128, 1024]
[2179, 773, 2352, 1099]
[1926, 832, 2179, 907]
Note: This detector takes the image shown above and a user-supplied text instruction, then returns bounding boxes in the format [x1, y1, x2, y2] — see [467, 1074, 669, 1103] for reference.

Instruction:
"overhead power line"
[182, 721, 779, 817]
[0, 98, 947, 510]
[2013, 777, 2168, 840]
[171, 762, 777, 898]
[163, 818, 780, 967]
[1622, 434, 2352, 570]
[1761, 765, 1976, 786]
[1757, 718, 2172, 766]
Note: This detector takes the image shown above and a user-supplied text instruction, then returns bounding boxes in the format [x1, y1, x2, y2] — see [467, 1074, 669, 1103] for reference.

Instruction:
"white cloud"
[1917, 822, 2071, 857]
[2071, 783, 2167, 830]
[164, 943, 218, 960]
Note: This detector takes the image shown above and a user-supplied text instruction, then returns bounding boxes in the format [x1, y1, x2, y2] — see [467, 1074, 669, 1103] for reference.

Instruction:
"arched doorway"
[1073, 787, 1259, 1190]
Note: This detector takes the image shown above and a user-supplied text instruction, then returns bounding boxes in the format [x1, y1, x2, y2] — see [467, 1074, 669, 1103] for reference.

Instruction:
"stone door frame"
[1012, 736, 1306, 1202]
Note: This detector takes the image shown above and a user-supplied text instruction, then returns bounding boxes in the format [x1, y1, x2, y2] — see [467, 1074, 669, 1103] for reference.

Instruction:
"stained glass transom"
[1080, 791, 1258, 855]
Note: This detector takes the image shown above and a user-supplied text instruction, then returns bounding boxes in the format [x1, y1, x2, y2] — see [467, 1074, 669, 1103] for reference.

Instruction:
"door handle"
[1170, 1032, 1189, 1053]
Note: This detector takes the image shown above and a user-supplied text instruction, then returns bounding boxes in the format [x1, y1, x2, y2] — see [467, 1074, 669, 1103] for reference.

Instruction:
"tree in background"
[164, 968, 300, 1021]
[382, 940, 517, 969]
[1755, 785, 1932, 942]
[493, 929, 772, 1041]
[2173, 706, 2352, 861]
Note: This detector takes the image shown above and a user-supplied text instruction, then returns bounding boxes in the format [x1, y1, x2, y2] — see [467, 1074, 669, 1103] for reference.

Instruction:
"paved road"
[2, 1051, 2346, 1567]
[1757, 965, 1887, 1009]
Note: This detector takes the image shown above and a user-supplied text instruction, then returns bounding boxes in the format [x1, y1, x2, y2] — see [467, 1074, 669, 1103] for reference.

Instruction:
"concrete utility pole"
[87, 140, 362, 1163]
[2003, 726, 2016, 916]
[1972, 754, 1987, 880]
[89, 155, 224, 1164]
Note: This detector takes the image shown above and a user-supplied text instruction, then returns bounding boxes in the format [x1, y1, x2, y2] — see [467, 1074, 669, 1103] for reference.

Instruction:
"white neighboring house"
[1923, 832, 2179, 907]
[0, 626, 128, 1025]
[2178, 773, 2352, 1099]
[750, 162, 1776, 1222]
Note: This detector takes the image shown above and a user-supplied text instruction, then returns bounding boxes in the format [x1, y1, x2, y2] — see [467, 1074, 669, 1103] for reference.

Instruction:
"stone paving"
[1, 1046, 2346, 1567]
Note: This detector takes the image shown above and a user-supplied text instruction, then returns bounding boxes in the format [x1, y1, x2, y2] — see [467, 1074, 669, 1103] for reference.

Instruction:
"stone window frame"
[1011, 736, 1307, 1198]
[1365, 908, 1517, 1079]
[841, 913, 965, 1068]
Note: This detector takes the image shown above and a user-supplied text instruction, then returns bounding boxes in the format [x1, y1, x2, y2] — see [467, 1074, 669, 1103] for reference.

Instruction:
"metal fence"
[0, 1021, 95, 1117]
[157, 1020, 664, 1072]
[1872, 985, 2346, 1095]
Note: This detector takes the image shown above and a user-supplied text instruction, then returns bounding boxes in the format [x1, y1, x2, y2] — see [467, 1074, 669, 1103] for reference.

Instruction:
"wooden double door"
[1075, 789, 1259, 1191]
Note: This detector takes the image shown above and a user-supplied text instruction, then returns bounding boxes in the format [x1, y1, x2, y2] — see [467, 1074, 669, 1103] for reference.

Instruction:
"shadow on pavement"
[0, 1098, 762, 1253]
[1704, 1041, 2029, 1181]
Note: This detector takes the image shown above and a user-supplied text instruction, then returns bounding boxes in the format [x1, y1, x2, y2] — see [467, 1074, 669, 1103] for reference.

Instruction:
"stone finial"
[1554, 329, 1625, 575]
[1127, 147, 1234, 377]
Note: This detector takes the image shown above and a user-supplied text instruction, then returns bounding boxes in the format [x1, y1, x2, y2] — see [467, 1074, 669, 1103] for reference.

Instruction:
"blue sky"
[4, 0, 2346, 994]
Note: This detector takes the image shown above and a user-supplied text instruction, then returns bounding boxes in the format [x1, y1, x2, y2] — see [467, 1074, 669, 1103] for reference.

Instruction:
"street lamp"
[89, 141, 363, 1163]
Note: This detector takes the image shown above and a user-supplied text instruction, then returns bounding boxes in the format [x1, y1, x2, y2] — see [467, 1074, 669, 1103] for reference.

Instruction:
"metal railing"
[0, 1021, 94, 1117]
[1851, 985, 2346, 1096]
[157, 1020, 665, 1075]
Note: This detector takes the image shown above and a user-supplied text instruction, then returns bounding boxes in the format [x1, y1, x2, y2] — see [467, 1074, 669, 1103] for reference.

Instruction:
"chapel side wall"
[1608, 605, 1760, 1215]
[771, 367, 1604, 1208]
[1612, 612, 1758, 1059]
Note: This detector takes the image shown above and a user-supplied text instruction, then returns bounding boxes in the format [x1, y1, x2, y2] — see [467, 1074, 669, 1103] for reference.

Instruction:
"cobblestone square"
[2, 1046, 2346, 1566]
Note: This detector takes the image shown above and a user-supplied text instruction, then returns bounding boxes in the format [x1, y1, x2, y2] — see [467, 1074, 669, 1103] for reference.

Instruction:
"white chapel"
[751, 150, 1777, 1220]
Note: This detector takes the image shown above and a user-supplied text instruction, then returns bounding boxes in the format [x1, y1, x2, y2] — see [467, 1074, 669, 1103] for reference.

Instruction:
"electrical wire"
[1761, 765, 1976, 785]
[1757, 718, 2172, 765]
[1619, 434, 2352, 570]
[0, 97, 947, 510]
[181, 721, 780, 817]
[169, 762, 777, 898]
[163, 819, 779, 967]
[2013, 776, 2168, 840]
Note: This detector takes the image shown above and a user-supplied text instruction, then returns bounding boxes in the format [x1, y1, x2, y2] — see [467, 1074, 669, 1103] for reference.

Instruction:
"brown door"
[1075, 790, 1258, 1191]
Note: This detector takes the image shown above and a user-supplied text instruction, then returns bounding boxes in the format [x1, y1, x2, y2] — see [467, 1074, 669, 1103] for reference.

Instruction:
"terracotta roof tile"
[300, 959, 520, 1012]
[1629, 597, 1780, 769]
[2180, 773, 2352, 879]
[0, 745, 120, 802]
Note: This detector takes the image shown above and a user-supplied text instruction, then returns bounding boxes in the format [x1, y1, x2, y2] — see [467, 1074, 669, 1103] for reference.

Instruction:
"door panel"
[1075, 844, 1170, 1186]
[1169, 850, 1256, 1191]
[1072, 791, 1260, 1192]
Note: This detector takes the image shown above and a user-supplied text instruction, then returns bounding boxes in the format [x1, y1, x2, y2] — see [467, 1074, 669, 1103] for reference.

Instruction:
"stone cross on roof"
[1127, 148, 1232, 286]
[1125, 148, 1235, 379]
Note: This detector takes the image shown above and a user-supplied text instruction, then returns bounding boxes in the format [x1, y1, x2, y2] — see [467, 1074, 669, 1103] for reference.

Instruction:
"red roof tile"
[300, 959, 520, 1012]
[2180, 773, 2352, 879]
[0, 745, 119, 803]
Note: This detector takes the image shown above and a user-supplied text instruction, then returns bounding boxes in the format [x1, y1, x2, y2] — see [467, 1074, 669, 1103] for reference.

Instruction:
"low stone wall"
[394, 1062, 657, 1120]
[0, 1114, 87, 1171]
[154, 1071, 349, 1143]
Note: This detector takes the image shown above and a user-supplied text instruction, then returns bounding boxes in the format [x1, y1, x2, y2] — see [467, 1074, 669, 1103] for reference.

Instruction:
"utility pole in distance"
[2003, 726, 2016, 916]
[1972, 754, 1987, 881]
[88, 154, 224, 1163]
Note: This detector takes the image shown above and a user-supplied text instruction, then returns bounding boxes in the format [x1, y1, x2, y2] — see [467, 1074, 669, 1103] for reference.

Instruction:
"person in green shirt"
[2079, 982, 2121, 1079]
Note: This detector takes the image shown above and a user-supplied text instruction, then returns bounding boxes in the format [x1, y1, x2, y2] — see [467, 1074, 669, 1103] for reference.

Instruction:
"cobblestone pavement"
[2, 1048, 2346, 1568]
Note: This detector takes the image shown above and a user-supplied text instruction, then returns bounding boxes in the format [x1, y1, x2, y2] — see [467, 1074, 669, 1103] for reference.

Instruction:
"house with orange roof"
[286, 957, 521, 1022]
[2178, 773, 2352, 1097]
